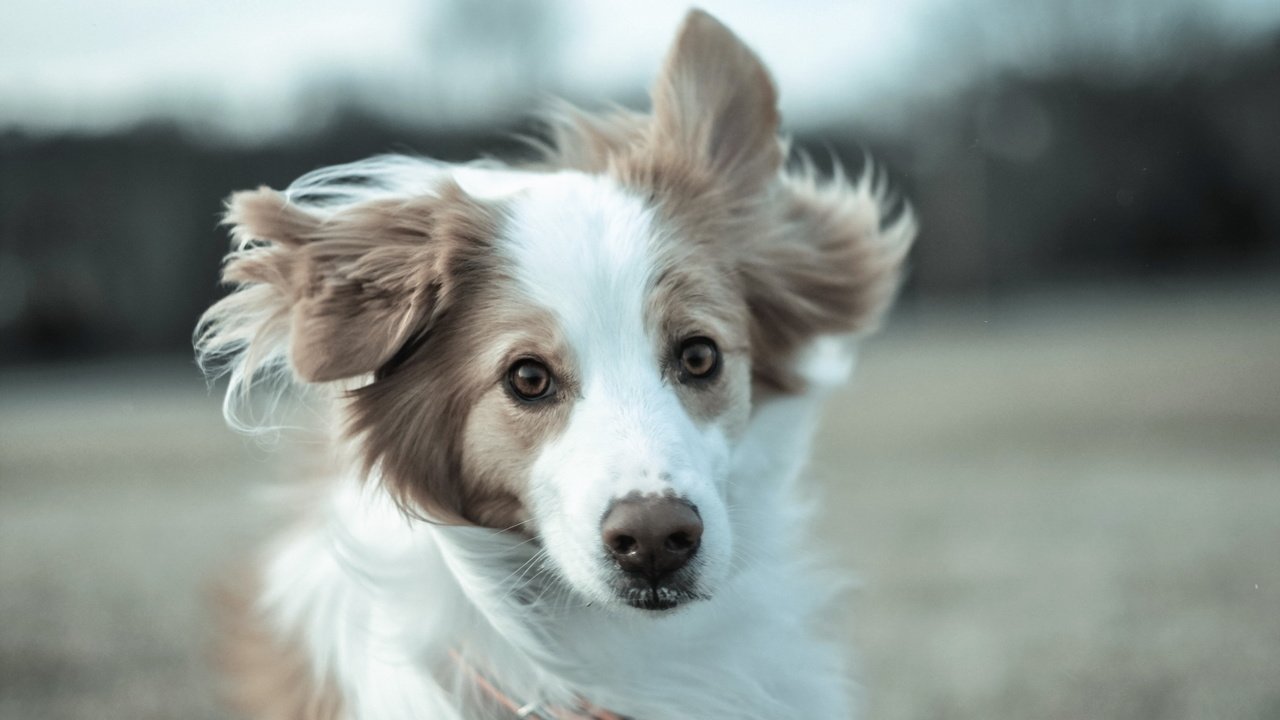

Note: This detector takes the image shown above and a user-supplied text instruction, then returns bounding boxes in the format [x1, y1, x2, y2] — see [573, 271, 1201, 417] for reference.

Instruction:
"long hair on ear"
[195, 193, 313, 436]
[194, 156, 462, 435]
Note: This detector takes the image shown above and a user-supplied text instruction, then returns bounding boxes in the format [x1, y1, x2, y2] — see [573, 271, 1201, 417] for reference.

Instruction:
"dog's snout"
[601, 496, 702, 579]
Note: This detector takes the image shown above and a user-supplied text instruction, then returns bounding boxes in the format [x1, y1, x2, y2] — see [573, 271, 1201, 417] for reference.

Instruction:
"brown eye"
[507, 359, 554, 401]
[678, 337, 719, 380]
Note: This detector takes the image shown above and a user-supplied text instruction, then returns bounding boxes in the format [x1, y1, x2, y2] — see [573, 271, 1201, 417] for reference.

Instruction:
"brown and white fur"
[197, 10, 914, 720]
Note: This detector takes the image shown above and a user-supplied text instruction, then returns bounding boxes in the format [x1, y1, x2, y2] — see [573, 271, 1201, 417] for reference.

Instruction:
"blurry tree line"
[1, 34, 1277, 364]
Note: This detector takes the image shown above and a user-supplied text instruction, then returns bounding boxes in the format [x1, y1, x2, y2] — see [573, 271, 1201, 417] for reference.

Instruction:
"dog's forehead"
[499, 171, 662, 350]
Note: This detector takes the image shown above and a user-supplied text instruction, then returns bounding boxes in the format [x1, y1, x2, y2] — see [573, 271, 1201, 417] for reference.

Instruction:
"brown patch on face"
[646, 248, 752, 437]
[340, 190, 554, 528]
[214, 567, 344, 720]
[219, 182, 565, 528]
[540, 9, 915, 397]
[459, 320, 577, 530]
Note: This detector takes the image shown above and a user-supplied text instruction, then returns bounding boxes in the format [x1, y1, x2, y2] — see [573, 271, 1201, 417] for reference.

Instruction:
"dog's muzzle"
[601, 495, 704, 610]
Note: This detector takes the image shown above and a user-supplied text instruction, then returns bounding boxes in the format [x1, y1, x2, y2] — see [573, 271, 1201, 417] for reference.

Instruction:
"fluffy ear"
[743, 168, 917, 393]
[650, 9, 783, 193]
[214, 187, 472, 383]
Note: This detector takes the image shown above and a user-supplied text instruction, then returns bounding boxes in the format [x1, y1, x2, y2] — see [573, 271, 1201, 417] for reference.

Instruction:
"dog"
[196, 9, 914, 720]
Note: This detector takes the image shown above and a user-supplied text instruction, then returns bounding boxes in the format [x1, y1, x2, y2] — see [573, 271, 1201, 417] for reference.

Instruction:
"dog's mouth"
[612, 576, 708, 612]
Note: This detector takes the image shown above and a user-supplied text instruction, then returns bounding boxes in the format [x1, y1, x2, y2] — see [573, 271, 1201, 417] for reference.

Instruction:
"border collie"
[197, 9, 914, 719]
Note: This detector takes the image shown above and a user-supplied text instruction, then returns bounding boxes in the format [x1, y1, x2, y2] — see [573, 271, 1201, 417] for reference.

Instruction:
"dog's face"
[204, 11, 911, 612]
[474, 173, 753, 610]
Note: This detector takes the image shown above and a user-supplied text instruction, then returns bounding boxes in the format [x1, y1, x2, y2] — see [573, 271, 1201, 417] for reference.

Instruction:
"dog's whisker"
[489, 517, 537, 535]
[495, 549, 552, 600]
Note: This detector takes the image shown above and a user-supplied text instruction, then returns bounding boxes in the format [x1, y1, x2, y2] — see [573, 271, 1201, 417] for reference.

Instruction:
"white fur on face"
[499, 172, 735, 607]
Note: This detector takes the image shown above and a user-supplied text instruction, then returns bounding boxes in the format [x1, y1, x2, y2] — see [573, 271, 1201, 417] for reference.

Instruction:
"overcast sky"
[3, 0, 1279, 142]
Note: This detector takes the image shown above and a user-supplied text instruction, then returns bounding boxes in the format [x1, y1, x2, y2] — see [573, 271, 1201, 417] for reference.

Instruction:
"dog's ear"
[741, 172, 917, 392]
[650, 9, 782, 194]
[219, 186, 479, 383]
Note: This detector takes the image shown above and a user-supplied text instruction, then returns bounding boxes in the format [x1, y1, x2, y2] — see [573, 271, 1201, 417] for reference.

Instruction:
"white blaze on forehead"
[501, 171, 661, 382]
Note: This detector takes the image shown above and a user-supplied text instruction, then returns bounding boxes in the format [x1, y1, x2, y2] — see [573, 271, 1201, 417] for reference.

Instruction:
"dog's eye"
[678, 337, 719, 380]
[507, 359, 555, 401]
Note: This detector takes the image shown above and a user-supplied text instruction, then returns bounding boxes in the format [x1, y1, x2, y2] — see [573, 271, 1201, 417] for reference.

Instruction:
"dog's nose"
[601, 496, 703, 579]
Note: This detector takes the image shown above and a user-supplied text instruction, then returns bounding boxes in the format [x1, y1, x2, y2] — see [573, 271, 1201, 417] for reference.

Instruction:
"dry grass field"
[2, 282, 1278, 720]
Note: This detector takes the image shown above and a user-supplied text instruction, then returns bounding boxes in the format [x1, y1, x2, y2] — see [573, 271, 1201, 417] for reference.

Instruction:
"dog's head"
[200, 11, 912, 612]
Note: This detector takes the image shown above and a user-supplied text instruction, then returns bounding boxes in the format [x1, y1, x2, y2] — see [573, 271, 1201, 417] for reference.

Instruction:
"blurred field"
[2, 282, 1278, 720]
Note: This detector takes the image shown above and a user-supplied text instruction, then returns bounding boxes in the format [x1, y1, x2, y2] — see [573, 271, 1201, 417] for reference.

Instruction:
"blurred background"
[1, 1, 1277, 719]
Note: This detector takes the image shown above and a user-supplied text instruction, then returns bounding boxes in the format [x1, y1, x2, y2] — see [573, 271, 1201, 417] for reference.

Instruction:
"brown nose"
[601, 496, 703, 580]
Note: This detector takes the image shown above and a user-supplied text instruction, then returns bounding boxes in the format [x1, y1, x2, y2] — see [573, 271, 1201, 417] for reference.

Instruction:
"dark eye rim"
[506, 357, 557, 403]
[676, 336, 721, 382]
